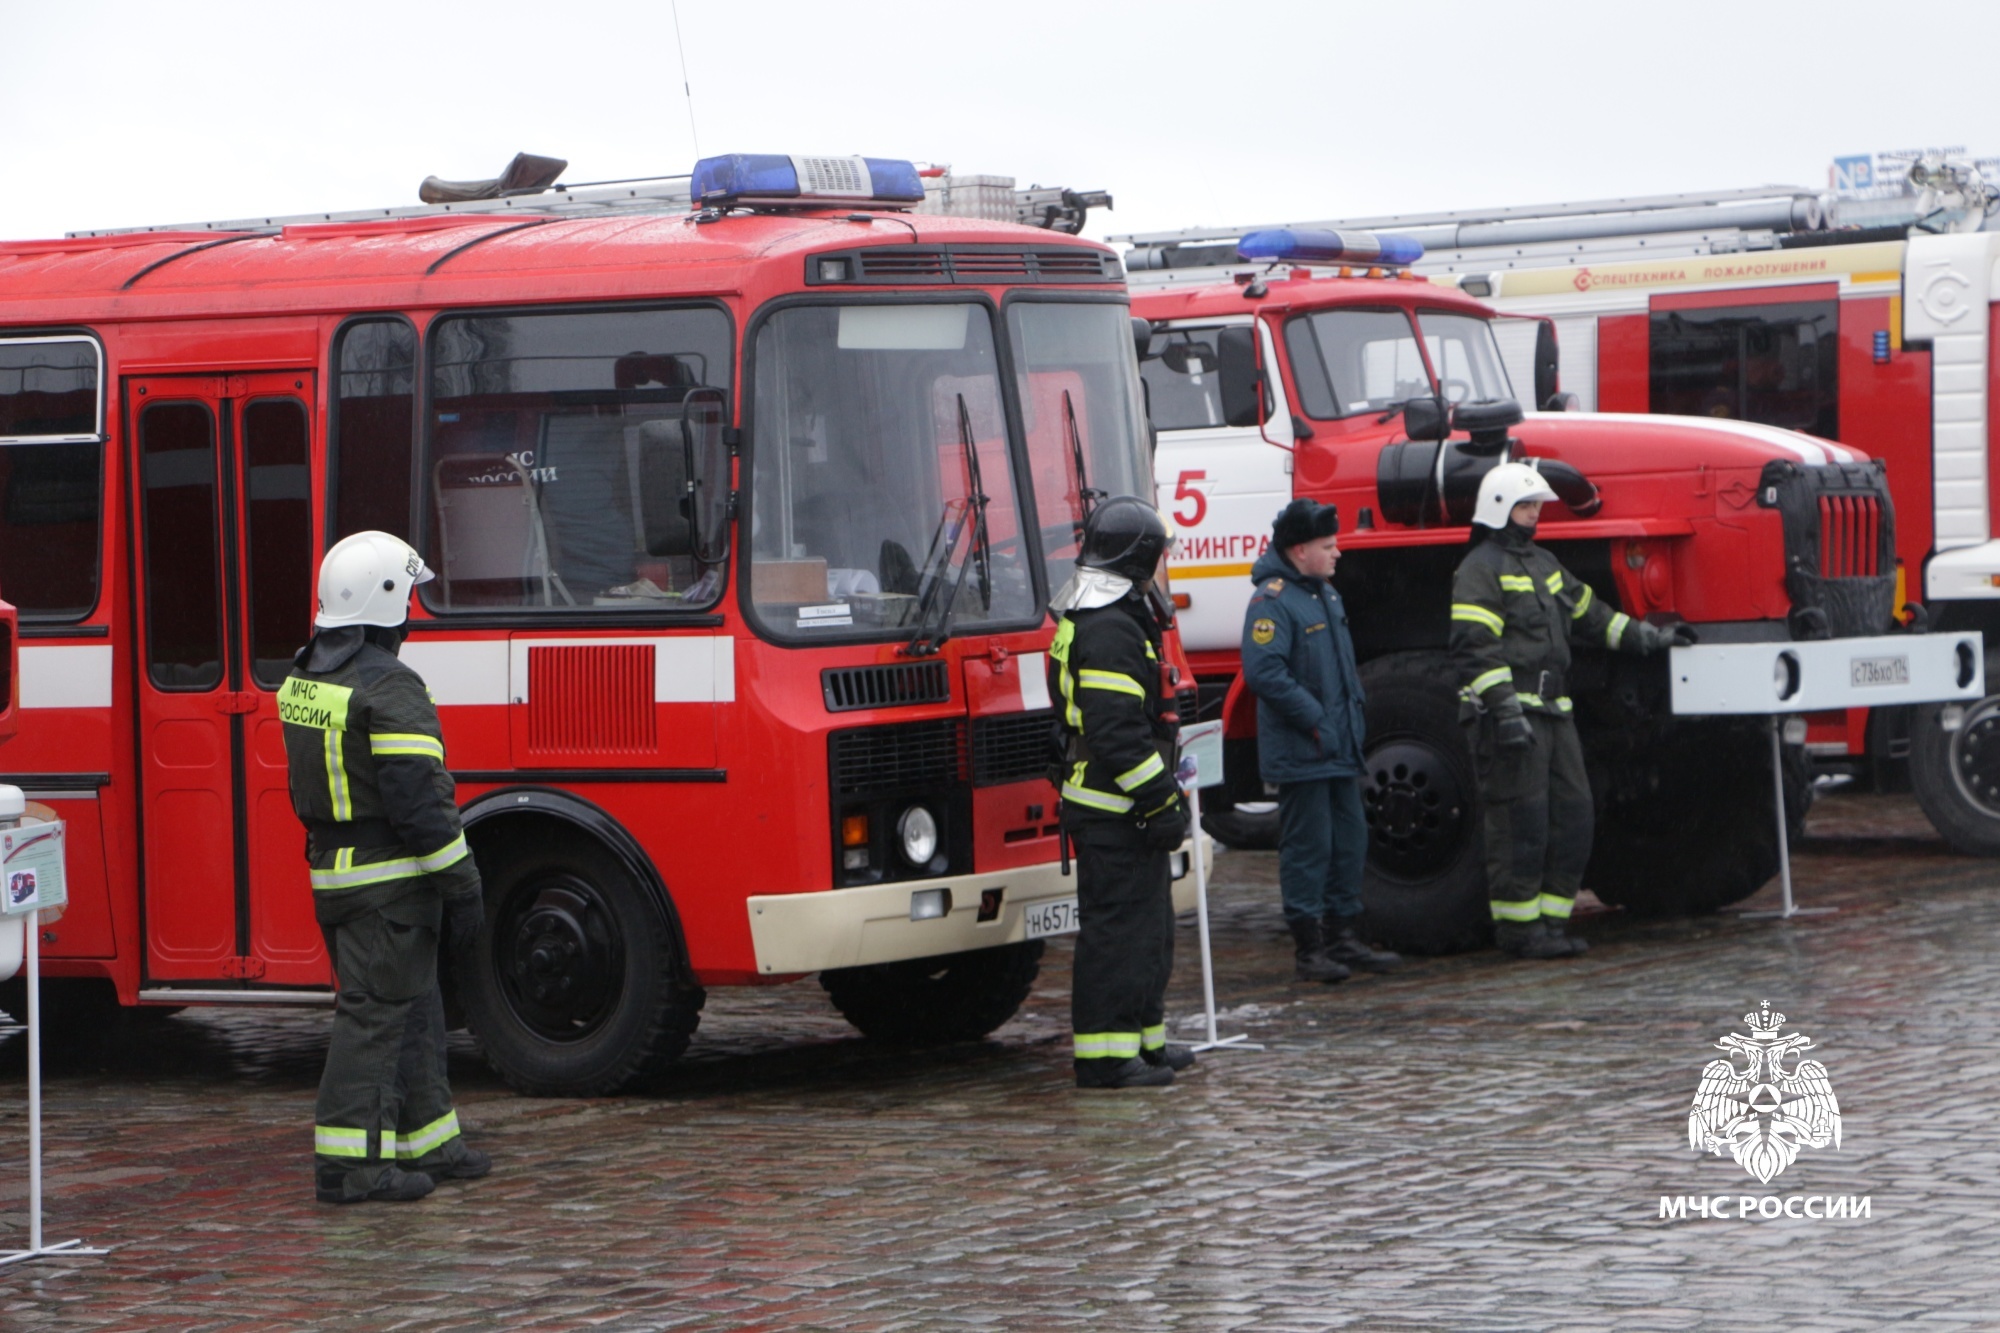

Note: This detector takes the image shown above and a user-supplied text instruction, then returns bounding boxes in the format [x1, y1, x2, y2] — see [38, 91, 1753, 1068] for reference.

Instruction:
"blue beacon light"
[1236, 228, 1426, 268]
[690, 154, 926, 208]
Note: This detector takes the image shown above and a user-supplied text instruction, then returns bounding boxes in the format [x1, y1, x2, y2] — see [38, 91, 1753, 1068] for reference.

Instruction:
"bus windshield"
[748, 303, 1037, 641]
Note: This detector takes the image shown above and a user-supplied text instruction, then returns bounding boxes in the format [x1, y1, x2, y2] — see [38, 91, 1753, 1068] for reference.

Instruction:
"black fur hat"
[1272, 498, 1340, 549]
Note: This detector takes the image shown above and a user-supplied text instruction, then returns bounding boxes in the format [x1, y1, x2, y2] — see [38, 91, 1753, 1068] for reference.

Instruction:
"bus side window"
[0, 337, 105, 622]
[331, 318, 418, 545]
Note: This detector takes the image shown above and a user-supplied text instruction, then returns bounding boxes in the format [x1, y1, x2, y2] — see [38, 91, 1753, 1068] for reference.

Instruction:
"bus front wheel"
[821, 940, 1044, 1043]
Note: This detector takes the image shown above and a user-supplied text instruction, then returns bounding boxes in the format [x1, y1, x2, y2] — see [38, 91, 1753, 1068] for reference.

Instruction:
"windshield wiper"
[900, 395, 993, 657]
[1375, 402, 1408, 424]
[1062, 388, 1106, 526]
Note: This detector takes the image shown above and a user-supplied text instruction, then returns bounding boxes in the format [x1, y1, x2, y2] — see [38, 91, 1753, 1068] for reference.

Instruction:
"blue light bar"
[691, 154, 926, 208]
[1236, 228, 1426, 267]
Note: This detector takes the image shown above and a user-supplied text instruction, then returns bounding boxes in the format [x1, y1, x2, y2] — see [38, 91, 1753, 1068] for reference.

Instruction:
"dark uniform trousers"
[1472, 711, 1593, 925]
[314, 881, 461, 1177]
[1070, 822, 1176, 1062]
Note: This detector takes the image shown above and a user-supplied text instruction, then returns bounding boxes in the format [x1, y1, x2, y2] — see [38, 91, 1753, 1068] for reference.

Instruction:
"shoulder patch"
[1251, 617, 1277, 646]
[1264, 579, 1285, 593]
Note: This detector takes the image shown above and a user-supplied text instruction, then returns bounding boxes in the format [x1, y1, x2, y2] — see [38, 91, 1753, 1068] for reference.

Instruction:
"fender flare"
[458, 785, 694, 980]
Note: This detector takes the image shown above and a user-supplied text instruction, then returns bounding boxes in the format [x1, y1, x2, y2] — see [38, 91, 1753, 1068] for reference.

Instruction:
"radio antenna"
[671, 0, 701, 158]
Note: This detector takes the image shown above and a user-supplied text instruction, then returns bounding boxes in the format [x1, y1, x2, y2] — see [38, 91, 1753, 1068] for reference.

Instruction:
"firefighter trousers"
[313, 884, 466, 1182]
[1069, 819, 1175, 1064]
[1472, 711, 1593, 925]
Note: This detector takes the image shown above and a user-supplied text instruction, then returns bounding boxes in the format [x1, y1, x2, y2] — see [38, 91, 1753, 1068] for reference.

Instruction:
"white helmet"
[314, 531, 433, 629]
[1472, 462, 1560, 530]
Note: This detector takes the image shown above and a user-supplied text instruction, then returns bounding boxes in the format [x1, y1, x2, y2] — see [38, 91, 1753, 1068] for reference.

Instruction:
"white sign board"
[1, 823, 66, 917]
[1179, 720, 1225, 788]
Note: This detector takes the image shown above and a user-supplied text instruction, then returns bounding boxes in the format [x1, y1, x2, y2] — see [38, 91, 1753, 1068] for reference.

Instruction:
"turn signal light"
[841, 813, 869, 847]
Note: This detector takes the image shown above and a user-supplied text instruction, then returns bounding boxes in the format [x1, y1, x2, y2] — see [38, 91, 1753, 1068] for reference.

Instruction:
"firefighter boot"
[316, 1163, 436, 1205]
[1075, 1057, 1176, 1089]
[1494, 920, 1574, 961]
[1322, 915, 1403, 973]
[1143, 1043, 1197, 1072]
[412, 1143, 492, 1183]
[1288, 918, 1351, 984]
[1542, 919, 1589, 957]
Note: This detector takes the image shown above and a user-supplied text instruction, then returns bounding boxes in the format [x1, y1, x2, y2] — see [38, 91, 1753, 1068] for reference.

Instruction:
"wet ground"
[0, 790, 1994, 1330]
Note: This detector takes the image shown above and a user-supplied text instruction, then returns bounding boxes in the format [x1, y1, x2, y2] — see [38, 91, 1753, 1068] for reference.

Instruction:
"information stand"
[1177, 722, 1262, 1055]
[1668, 633, 1985, 920]
[0, 789, 107, 1268]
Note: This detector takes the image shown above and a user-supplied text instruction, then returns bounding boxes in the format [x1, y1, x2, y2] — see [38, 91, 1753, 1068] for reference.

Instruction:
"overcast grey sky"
[2, 0, 1995, 243]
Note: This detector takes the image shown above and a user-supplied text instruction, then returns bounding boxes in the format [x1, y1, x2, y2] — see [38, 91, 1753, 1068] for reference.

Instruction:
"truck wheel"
[1356, 652, 1490, 955]
[1910, 694, 2000, 855]
[821, 940, 1044, 1043]
[1589, 718, 1808, 915]
[461, 831, 704, 1097]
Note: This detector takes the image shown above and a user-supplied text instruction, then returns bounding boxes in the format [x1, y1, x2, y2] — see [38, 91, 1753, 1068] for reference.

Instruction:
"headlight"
[897, 805, 939, 866]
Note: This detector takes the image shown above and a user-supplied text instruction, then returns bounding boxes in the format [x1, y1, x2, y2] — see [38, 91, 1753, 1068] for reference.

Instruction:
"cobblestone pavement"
[0, 791, 1996, 1330]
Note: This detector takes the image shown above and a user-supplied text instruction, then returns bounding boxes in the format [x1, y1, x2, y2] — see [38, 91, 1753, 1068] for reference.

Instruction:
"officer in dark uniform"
[1242, 498, 1401, 983]
[1450, 465, 1694, 959]
[1049, 497, 1191, 1089]
[282, 531, 491, 1202]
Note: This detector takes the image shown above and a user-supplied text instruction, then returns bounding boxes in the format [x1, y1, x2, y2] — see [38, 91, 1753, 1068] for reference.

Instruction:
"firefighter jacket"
[1450, 524, 1641, 720]
[1240, 547, 1366, 783]
[280, 626, 479, 909]
[1048, 594, 1182, 827]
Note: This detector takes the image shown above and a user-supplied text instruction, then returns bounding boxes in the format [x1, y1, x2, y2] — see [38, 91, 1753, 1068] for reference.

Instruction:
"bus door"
[129, 373, 323, 985]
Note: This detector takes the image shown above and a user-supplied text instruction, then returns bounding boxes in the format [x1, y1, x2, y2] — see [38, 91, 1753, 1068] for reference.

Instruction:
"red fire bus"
[0, 154, 1192, 1095]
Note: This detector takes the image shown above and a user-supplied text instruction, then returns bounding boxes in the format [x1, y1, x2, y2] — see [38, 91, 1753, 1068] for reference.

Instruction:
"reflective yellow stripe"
[324, 728, 352, 822]
[315, 1125, 368, 1159]
[1538, 893, 1576, 919]
[1141, 1024, 1167, 1051]
[1607, 612, 1631, 649]
[370, 732, 445, 762]
[1490, 899, 1542, 922]
[1052, 621, 1083, 728]
[1571, 583, 1594, 618]
[380, 1130, 397, 1159]
[416, 834, 469, 873]
[1545, 571, 1563, 593]
[1115, 751, 1166, 792]
[1077, 669, 1145, 697]
[1470, 667, 1512, 695]
[1073, 1032, 1142, 1059]
[1513, 693, 1573, 713]
[1451, 604, 1504, 635]
[1498, 575, 1536, 591]
[310, 855, 426, 892]
[1061, 781, 1135, 814]
[395, 1109, 462, 1159]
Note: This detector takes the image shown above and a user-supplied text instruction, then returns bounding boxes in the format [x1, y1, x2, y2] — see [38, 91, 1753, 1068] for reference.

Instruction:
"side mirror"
[1533, 319, 1560, 412]
[1216, 326, 1263, 428]
[1403, 397, 1449, 442]
[1132, 316, 1154, 362]
[682, 387, 732, 565]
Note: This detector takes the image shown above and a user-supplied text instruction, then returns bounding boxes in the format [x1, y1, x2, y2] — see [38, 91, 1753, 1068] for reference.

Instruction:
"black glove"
[1143, 798, 1191, 850]
[443, 890, 485, 957]
[1495, 711, 1533, 750]
[1669, 622, 1699, 647]
[1635, 621, 1698, 655]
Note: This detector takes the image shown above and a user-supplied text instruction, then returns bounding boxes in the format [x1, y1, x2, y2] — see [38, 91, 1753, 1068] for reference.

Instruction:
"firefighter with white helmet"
[281, 531, 490, 1202]
[1451, 464, 1695, 958]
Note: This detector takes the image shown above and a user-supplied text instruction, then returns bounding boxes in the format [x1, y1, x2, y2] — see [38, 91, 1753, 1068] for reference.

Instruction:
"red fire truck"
[1122, 227, 1970, 952]
[0, 153, 1191, 1095]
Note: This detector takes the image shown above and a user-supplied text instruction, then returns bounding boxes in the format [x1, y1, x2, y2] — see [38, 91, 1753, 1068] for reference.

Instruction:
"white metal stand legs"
[1184, 783, 1261, 1055]
[1737, 716, 1836, 922]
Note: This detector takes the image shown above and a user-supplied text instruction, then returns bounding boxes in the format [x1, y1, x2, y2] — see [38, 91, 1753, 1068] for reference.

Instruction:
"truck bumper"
[1669, 632, 1985, 715]
[746, 835, 1210, 975]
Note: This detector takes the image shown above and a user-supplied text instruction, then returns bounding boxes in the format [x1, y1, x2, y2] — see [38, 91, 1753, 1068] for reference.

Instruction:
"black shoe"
[1142, 1043, 1196, 1072]
[1287, 918, 1351, 984]
[1495, 921, 1574, 961]
[412, 1145, 491, 1181]
[1541, 921, 1589, 957]
[316, 1164, 436, 1205]
[1075, 1057, 1175, 1089]
[1322, 918, 1403, 972]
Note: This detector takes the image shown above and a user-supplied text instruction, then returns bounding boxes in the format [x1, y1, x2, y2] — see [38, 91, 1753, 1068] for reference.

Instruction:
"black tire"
[1356, 652, 1490, 955]
[0, 977, 125, 1035]
[1909, 692, 2000, 855]
[821, 939, 1044, 1043]
[1199, 736, 1280, 850]
[460, 830, 703, 1096]
[1589, 717, 1809, 915]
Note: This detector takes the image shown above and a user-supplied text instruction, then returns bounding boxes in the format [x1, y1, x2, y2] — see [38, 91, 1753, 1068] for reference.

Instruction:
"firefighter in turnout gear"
[1451, 465, 1695, 958]
[1049, 497, 1192, 1089]
[283, 531, 491, 1203]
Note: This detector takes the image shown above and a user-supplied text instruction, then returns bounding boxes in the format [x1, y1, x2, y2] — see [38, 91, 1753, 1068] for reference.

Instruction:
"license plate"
[1851, 655, 1910, 687]
[1024, 897, 1080, 939]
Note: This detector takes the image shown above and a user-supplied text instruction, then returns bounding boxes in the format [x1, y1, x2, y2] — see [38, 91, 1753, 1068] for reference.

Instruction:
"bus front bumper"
[746, 835, 1210, 975]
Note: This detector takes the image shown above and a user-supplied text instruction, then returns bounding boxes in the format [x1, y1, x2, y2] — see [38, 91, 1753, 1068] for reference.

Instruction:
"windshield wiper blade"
[957, 394, 993, 613]
[1063, 388, 1106, 526]
[901, 496, 970, 657]
[900, 395, 994, 657]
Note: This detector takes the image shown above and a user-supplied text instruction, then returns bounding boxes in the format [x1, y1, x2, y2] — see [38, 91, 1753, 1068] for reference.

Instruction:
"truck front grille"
[1761, 459, 1897, 638]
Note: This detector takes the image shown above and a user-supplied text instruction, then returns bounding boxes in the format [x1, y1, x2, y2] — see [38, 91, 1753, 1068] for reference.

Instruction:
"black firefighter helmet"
[1077, 496, 1172, 584]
